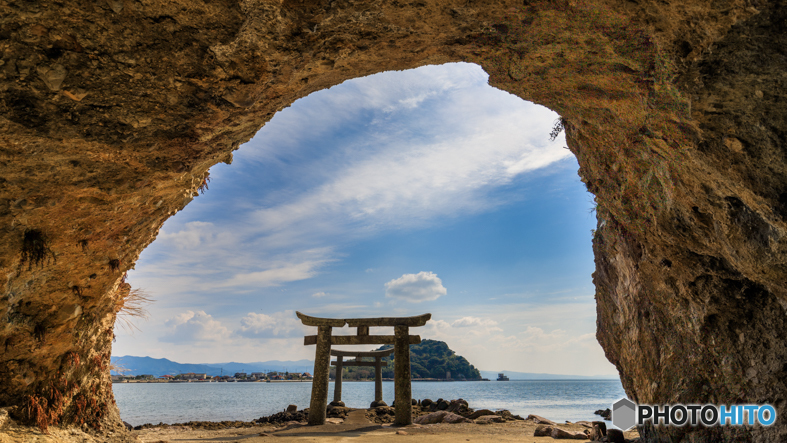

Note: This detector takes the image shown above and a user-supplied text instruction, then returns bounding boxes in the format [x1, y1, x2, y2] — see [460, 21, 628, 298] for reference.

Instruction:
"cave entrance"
[111, 63, 617, 424]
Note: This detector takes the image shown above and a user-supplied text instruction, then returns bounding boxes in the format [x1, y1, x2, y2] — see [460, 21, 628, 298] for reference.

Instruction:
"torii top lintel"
[295, 311, 431, 327]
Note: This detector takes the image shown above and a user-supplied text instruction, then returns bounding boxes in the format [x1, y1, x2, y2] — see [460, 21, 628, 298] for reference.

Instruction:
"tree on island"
[329, 339, 481, 380]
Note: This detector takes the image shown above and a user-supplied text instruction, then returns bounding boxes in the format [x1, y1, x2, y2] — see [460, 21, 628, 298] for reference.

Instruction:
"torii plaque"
[296, 311, 431, 426]
[330, 348, 394, 408]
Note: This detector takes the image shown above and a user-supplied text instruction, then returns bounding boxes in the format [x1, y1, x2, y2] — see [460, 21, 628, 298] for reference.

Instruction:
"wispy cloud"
[131, 62, 567, 297]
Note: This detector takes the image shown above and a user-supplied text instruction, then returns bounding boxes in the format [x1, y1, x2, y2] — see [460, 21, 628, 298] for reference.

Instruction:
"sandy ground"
[133, 410, 641, 443]
[0, 409, 640, 442]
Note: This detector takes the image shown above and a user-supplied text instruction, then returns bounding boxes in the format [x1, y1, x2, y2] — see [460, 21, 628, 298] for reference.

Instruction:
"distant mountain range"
[479, 370, 618, 380]
[110, 356, 313, 377]
[112, 355, 618, 380]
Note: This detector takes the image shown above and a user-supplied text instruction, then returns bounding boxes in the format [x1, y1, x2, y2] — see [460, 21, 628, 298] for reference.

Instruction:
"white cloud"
[235, 310, 306, 339]
[156, 221, 235, 251]
[385, 271, 447, 302]
[223, 258, 327, 288]
[312, 291, 328, 298]
[160, 311, 231, 344]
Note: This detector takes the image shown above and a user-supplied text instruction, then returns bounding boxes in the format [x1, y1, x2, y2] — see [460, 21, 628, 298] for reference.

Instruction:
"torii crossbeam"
[296, 311, 431, 426]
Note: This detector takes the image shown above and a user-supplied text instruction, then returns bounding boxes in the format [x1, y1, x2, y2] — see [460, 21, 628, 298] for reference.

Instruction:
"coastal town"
[111, 371, 314, 383]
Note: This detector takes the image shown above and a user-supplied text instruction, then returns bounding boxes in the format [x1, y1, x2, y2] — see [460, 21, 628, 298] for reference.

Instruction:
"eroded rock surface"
[1, 0, 785, 441]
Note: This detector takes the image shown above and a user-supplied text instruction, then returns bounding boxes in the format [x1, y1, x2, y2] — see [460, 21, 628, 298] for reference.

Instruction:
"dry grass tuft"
[198, 173, 211, 194]
[115, 287, 153, 333]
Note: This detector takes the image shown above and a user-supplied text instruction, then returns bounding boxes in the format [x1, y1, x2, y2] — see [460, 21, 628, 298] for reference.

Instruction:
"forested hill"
[378, 339, 482, 380]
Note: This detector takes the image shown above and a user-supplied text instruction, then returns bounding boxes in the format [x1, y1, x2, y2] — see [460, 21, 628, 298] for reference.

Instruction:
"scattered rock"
[474, 415, 504, 424]
[396, 430, 408, 435]
[606, 429, 626, 443]
[326, 406, 350, 418]
[594, 408, 612, 420]
[134, 421, 259, 431]
[445, 399, 471, 416]
[527, 414, 556, 425]
[591, 420, 607, 440]
[551, 426, 588, 439]
[443, 413, 472, 424]
[534, 425, 553, 436]
[467, 409, 496, 420]
[414, 411, 470, 424]
[256, 410, 307, 424]
[495, 410, 524, 421]
[366, 406, 395, 424]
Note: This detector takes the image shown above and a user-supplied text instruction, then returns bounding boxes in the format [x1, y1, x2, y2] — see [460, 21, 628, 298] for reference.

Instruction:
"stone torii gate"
[296, 311, 431, 426]
[330, 348, 394, 408]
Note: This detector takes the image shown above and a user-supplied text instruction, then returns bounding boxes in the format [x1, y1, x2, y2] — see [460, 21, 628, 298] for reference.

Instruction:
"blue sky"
[116, 62, 617, 376]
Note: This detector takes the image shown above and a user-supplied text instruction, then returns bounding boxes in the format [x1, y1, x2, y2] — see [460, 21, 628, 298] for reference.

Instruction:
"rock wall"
[0, 0, 784, 441]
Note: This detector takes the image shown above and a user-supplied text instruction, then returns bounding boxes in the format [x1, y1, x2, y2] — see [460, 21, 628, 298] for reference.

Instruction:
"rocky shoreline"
[126, 399, 637, 442]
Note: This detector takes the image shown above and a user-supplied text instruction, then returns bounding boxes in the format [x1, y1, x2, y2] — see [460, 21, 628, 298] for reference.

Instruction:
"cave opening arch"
[111, 62, 614, 419]
[1, 0, 785, 442]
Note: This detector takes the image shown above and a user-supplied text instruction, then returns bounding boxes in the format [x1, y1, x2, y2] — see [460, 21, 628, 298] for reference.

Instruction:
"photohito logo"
[611, 398, 776, 431]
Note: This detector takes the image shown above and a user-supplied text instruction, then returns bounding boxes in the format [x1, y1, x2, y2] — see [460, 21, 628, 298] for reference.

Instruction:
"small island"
[328, 340, 482, 381]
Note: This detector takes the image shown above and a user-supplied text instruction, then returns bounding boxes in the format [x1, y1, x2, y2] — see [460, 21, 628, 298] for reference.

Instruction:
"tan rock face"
[1, 0, 784, 441]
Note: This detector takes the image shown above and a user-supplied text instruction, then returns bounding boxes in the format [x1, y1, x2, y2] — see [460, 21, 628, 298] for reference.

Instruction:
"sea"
[113, 379, 626, 426]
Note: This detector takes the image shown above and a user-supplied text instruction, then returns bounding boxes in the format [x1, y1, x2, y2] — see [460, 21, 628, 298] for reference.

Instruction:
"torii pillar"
[329, 349, 394, 408]
[297, 312, 430, 426]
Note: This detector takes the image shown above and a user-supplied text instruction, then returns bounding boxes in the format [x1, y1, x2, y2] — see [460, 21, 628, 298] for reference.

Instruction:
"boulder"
[594, 408, 612, 420]
[446, 399, 471, 416]
[467, 409, 497, 420]
[286, 404, 298, 413]
[551, 427, 588, 440]
[475, 415, 504, 424]
[495, 410, 524, 421]
[326, 406, 350, 418]
[421, 399, 433, 408]
[122, 421, 133, 430]
[534, 425, 553, 436]
[413, 411, 470, 425]
[443, 413, 472, 424]
[415, 411, 449, 424]
[606, 429, 626, 443]
[526, 414, 556, 425]
[591, 420, 607, 440]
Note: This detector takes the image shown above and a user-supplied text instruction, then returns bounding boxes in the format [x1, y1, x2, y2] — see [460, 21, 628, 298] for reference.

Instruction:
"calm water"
[114, 379, 626, 426]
